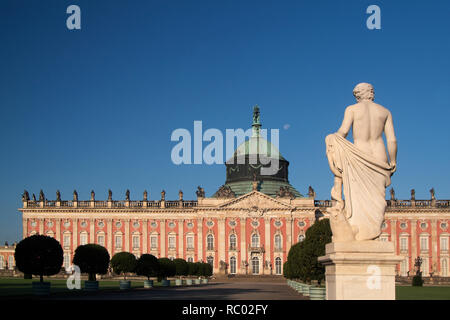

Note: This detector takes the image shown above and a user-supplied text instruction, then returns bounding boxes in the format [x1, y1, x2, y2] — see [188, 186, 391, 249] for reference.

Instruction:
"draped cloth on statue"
[325, 133, 392, 240]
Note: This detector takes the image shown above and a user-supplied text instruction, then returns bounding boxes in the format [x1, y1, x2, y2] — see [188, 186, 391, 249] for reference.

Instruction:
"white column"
[240, 217, 246, 274]
[125, 220, 130, 252]
[218, 218, 226, 267]
[107, 219, 113, 255]
[142, 219, 148, 254]
[73, 218, 78, 250]
[286, 216, 292, 254]
[55, 219, 61, 242]
[264, 217, 271, 274]
[39, 218, 44, 235]
[431, 219, 438, 274]
[160, 219, 166, 258]
[197, 218, 203, 262]
[89, 219, 95, 243]
[178, 219, 184, 259]
[22, 218, 28, 239]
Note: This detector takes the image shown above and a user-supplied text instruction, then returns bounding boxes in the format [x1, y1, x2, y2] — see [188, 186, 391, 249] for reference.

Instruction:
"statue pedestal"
[318, 241, 402, 300]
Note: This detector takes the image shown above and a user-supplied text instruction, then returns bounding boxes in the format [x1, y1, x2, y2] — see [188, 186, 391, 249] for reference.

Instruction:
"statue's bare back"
[336, 84, 397, 170]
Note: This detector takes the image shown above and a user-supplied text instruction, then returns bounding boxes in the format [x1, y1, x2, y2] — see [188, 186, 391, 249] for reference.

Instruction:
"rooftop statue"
[22, 190, 30, 202]
[390, 187, 395, 201]
[39, 189, 45, 202]
[73, 190, 78, 201]
[56, 190, 61, 202]
[430, 187, 436, 200]
[325, 83, 397, 241]
[161, 190, 166, 200]
[91, 190, 95, 201]
[196, 186, 205, 198]
[108, 189, 112, 201]
[126, 189, 130, 201]
[143, 190, 148, 201]
[411, 189, 415, 200]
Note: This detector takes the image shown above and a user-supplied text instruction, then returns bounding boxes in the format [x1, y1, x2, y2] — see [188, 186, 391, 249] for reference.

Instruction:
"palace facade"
[4, 108, 450, 277]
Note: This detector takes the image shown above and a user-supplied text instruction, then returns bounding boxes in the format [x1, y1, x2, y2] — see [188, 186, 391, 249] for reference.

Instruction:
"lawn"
[396, 286, 450, 300]
[0, 277, 169, 298]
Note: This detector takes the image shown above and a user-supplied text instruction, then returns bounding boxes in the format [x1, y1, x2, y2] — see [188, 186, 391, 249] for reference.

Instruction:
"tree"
[72, 244, 110, 281]
[283, 219, 332, 283]
[157, 258, 176, 281]
[110, 252, 137, 280]
[14, 235, 63, 282]
[173, 258, 188, 277]
[194, 262, 203, 277]
[298, 218, 332, 283]
[135, 254, 160, 280]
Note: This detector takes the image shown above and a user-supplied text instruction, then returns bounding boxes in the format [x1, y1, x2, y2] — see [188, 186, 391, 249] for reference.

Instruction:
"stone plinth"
[318, 241, 402, 300]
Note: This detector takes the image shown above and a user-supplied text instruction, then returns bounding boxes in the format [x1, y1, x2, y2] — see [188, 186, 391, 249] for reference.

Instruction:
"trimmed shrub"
[199, 262, 213, 277]
[187, 261, 198, 276]
[14, 235, 63, 282]
[157, 258, 176, 281]
[135, 254, 160, 280]
[173, 258, 188, 277]
[73, 244, 110, 281]
[110, 252, 137, 280]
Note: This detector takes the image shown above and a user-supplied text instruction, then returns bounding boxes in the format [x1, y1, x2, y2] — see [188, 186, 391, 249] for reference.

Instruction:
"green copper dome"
[213, 106, 302, 198]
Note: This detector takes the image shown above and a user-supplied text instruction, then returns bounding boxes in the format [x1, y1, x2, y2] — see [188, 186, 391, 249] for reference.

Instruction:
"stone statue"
[216, 185, 235, 198]
[196, 186, 205, 198]
[430, 188, 435, 200]
[143, 190, 148, 201]
[325, 83, 397, 241]
[253, 105, 260, 124]
[56, 190, 61, 202]
[308, 186, 316, 198]
[22, 190, 30, 202]
[91, 190, 95, 201]
[73, 190, 78, 201]
[125, 189, 130, 201]
[39, 190, 45, 202]
[178, 190, 183, 201]
[411, 189, 415, 200]
[276, 186, 294, 199]
[390, 188, 395, 201]
[108, 189, 112, 201]
[32, 194, 36, 202]
[161, 190, 165, 200]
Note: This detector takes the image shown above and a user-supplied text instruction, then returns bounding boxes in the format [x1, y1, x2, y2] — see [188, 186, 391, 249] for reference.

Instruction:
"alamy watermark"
[66, 264, 81, 290]
[170, 121, 280, 176]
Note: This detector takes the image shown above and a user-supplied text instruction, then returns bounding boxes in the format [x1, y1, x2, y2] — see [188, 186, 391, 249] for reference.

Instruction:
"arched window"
[80, 232, 88, 245]
[229, 234, 237, 250]
[251, 233, 259, 248]
[275, 257, 282, 275]
[251, 256, 259, 274]
[274, 234, 282, 250]
[230, 256, 237, 274]
[187, 257, 194, 263]
[207, 255, 214, 266]
[298, 234, 305, 243]
[207, 234, 214, 250]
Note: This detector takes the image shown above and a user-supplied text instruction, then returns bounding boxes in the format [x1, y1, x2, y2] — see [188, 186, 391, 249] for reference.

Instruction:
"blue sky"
[0, 0, 449, 242]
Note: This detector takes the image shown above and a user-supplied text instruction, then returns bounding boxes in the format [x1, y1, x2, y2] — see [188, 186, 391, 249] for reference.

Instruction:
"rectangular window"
[422, 257, 429, 276]
[133, 235, 140, 249]
[400, 237, 408, 251]
[440, 237, 449, 251]
[80, 233, 87, 245]
[97, 235, 105, 247]
[8, 256, 14, 270]
[420, 237, 429, 251]
[63, 235, 71, 248]
[187, 257, 194, 263]
[169, 236, 176, 249]
[115, 235, 122, 248]
[64, 253, 70, 271]
[187, 236, 194, 249]
[150, 236, 158, 249]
